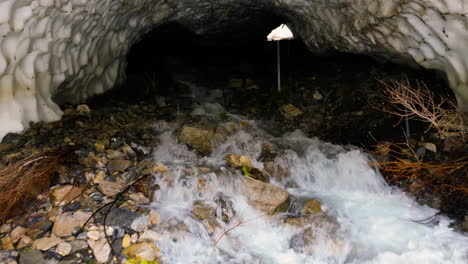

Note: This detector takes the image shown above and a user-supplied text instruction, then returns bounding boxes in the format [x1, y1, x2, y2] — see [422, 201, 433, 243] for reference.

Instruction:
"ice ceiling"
[0, 0, 467, 140]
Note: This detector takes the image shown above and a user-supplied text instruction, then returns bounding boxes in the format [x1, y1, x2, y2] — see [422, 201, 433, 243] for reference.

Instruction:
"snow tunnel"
[0, 0, 468, 140]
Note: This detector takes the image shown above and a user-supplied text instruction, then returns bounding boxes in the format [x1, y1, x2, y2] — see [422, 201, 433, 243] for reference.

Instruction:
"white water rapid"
[146, 90, 468, 264]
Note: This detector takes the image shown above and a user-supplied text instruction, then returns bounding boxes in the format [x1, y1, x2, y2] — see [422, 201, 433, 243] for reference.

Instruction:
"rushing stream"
[144, 87, 468, 264]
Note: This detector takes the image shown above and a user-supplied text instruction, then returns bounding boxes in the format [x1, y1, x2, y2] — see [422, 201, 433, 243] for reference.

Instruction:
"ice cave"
[0, 1, 468, 264]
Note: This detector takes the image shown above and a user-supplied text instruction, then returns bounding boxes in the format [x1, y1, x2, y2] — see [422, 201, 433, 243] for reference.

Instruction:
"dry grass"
[0, 146, 77, 222]
[370, 141, 468, 194]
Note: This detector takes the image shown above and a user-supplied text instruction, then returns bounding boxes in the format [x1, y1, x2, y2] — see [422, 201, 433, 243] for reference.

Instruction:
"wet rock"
[264, 162, 289, 182]
[224, 155, 253, 168]
[52, 212, 92, 237]
[248, 168, 270, 183]
[122, 242, 160, 261]
[50, 185, 83, 207]
[214, 193, 236, 223]
[289, 221, 343, 255]
[242, 176, 290, 214]
[301, 199, 322, 215]
[87, 238, 111, 263]
[259, 142, 278, 162]
[55, 242, 72, 256]
[279, 104, 302, 120]
[32, 235, 61, 251]
[105, 208, 148, 232]
[283, 215, 339, 230]
[148, 210, 161, 226]
[106, 159, 132, 172]
[460, 215, 468, 233]
[192, 200, 217, 220]
[98, 180, 124, 197]
[19, 250, 45, 264]
[177, 120, 228, 153]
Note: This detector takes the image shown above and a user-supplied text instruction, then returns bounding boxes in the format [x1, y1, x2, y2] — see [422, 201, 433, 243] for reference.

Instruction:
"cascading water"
[146, 88, 468, 264]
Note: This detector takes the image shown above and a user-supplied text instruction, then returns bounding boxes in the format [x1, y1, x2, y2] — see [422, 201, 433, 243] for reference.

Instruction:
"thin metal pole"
[277, 40, 281, 92]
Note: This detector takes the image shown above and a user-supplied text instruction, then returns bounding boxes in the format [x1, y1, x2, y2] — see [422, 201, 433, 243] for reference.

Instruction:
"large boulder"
[242, 176, 290, 214]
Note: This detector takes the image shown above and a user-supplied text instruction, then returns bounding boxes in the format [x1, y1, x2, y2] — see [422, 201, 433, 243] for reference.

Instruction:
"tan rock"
[279, 104, 302, 120]
[98, 180, 124, 196]
[50, 185, 84, 206]
[87, 230, 100, 241]
[122, 242, 160, 261]
[10, 226, 26, 243]
[56, 242, 72, 256]
[0, 223, 11, 234]
[94, 142, 106, 152]
[129, 192, 150, 205]
[138, 230, 161, 243]
[177, 121, 228, 153]
[242, 176, 289, 215]
[88, 238, 111, 263]
[76, 104, 91, 115]
[52, 212, 92, 237]
[122, 234, 131, 248]
[149, 210, 160, 226]
[1, 236, 14, 249]
[93, 170, 106, 184]
[33, 235, 61, 251]
[17, 235, 33, 249]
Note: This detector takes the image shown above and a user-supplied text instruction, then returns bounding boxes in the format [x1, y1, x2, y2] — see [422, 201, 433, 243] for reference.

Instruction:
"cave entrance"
[99, 19, 453, 145]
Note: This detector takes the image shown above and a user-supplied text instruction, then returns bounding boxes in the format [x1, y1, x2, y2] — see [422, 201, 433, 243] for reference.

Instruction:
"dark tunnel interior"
[93, 19, 455, 146]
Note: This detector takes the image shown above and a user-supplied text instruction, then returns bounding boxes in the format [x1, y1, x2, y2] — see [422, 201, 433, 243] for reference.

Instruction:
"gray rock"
[19, 250, 45, 264]
[105, 208, 148, 232]
[69, 240, 88, 254]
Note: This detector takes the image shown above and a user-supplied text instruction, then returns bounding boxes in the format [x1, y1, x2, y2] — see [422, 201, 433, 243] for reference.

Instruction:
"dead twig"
[212, 214, 265, 247]
[374, 78, 467, 139]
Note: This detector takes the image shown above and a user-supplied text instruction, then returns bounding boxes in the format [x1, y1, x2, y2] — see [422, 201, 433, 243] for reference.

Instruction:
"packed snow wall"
[0, 0, 467, 140]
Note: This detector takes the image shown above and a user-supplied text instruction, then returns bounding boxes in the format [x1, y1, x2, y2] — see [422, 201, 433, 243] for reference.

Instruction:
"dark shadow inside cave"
[89, 20, 455, 146]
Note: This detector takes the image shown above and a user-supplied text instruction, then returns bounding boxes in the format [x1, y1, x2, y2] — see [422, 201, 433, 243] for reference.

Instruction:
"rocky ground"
[0, 101, 341, 264]
[0, 52, 467, 263]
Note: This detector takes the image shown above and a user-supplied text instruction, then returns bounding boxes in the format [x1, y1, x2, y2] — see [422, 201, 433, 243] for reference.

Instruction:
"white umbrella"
[267, 24, 294, 92]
